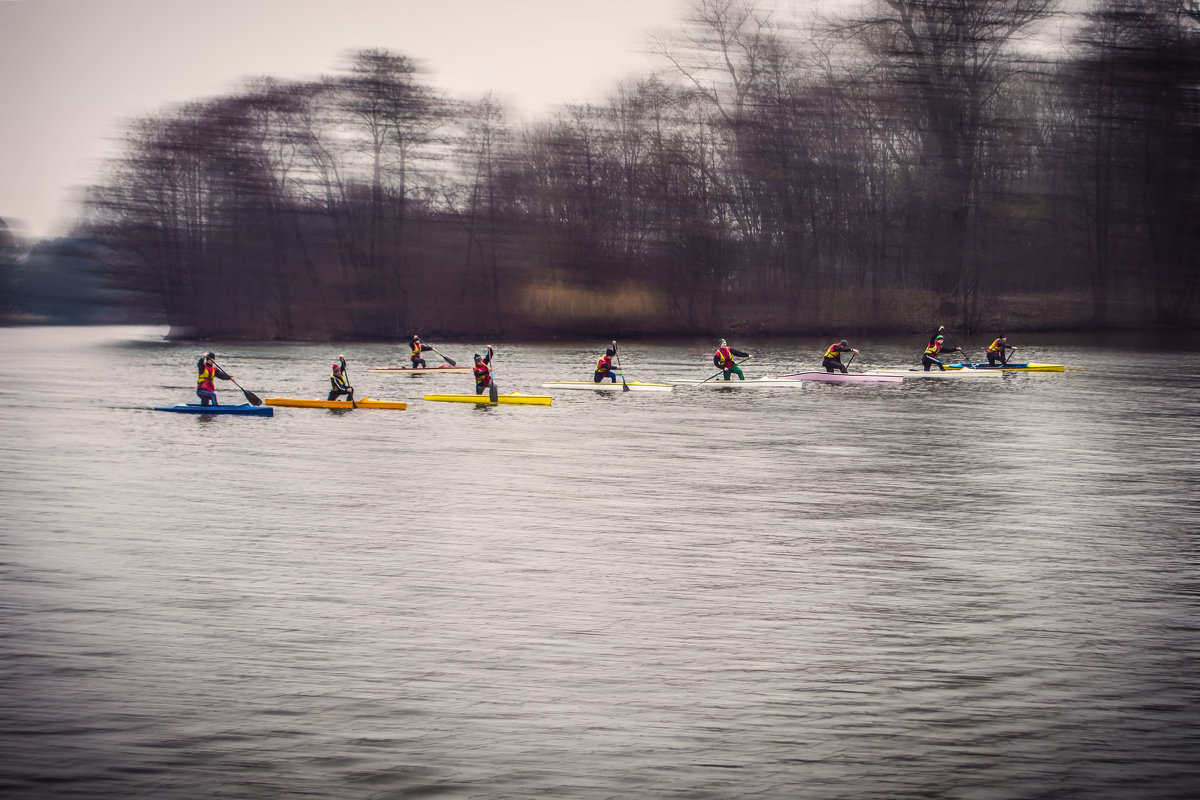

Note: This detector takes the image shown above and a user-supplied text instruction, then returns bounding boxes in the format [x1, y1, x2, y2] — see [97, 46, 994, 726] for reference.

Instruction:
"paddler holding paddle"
[822, 340, 858, 373]
[409, 335, 433, 369]
[594, 341, 620, 383]
[473, 346, 494, 395]
[986, 334, 1017, 366]
[328, 356, 354, 402]
[714, 339, 753, 381]
[922, 326, 962, 371]
[196, 352, 233, 406]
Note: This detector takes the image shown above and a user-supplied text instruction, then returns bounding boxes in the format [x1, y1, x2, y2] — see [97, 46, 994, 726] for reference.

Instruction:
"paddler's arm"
[483, 345, 493, 365]
[731, 348, 752, 358]
[214, 366, 232, 380]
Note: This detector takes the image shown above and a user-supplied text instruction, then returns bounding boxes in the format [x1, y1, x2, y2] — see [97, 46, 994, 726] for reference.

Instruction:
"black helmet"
[606, 348, 615, 356]
[473, 353, 483, 361]
[840, 340, 848, 347]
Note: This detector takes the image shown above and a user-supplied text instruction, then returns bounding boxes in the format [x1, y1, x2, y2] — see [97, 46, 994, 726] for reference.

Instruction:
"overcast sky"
[1, 0, 718, 240]
[2, 0, 1078, 242]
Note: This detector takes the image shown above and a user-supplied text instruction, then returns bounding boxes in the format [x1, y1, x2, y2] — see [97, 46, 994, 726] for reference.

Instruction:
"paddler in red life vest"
[713, 339, 753, 380]
[328, 356, 354, 402]
[594, 341, 620, 383]
[822, 340, 859, 373]
[195, 352, 232, 406]
[409, 335, 436, 369]
[986, 334, 1017, 366]
[922, 326, 963, 371]
[472, 345, 494, 394]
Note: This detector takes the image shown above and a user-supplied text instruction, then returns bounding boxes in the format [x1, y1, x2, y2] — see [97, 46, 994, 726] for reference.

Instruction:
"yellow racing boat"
[423, 392, 552, 406]
[264, 397, 407, 410]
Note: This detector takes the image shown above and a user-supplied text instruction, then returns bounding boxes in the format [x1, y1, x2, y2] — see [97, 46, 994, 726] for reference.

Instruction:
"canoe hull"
[865, 368, 1002, 379]
[541, 381, 673, 392]
[154, 403, 273, 416]
[264, 397, 407, 410]
[776, 372, 904, 384]
[424, 393, 552, 406]
[368, 366, 471, 374]
[669, 377, 807, 388]
[946, 362, 1065, 372]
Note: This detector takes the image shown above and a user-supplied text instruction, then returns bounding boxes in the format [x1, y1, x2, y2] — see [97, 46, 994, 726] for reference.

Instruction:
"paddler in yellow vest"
[409, 335, 434, 369]
[922, 326, 963, 371]
[986, 334, 1017, 366]
[472, 345, 494, 394]
[822, 340, 859, 373]
[594, 341, 620, 383]
[713, 339, 753, 380]
[328, 356, 354, 402]
[195, 352, 232, 406]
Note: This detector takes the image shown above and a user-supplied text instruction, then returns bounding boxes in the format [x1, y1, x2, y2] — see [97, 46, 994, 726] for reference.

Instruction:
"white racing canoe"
[542, 381, 674, 392]
[669, 377, 808, 388]
[864, 368, 1003, 379]
[776, 371, 904, 384]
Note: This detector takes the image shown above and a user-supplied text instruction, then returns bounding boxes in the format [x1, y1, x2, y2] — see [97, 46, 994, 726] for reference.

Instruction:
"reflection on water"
[1, 327, 1198, 799]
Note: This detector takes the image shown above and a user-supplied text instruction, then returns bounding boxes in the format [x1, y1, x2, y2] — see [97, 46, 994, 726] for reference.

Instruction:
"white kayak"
[669, 377, 808, 388]
[542, 381, 674, 392]
[776, 371, 904, 384]
[864, 368, 1003, 379]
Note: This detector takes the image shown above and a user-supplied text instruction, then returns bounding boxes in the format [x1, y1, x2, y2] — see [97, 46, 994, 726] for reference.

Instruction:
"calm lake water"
[2, 326, 1198, 799]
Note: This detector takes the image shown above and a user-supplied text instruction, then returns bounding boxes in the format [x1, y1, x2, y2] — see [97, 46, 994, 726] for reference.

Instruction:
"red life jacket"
[823, 343, 842, 360]
[197, 363, 216, 392]
[595, 354, 613, 373]
[715, 346, 734, 367]
[473, 362, 491, 385]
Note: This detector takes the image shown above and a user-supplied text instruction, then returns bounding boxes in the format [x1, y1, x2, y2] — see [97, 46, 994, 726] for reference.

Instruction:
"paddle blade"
[489, 383, 499, 403]
[242, 388, 262, 406]
[433, 348, 456, 367]
[621, 376, 630, 392]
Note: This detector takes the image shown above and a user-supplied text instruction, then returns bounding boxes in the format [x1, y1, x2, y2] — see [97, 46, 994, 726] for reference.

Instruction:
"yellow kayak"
[264, 396, 407, 410]
[423, 392, 552, 406]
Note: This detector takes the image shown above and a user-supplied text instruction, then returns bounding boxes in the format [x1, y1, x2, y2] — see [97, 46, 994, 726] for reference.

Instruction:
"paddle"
[613, 343, 629, 392]
[844, 352, 856, 372]
[212, 360, 262, 406]
[487, 346, 498, 403]
[695, 356, 752, 386]
[340, 355, 357, 408]
[429, 347, 456, 367]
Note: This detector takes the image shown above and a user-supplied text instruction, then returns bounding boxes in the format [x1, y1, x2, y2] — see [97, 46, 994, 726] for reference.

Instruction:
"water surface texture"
[2, 327, 1198, 799]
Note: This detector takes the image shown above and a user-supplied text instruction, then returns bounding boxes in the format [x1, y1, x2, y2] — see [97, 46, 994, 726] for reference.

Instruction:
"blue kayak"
[154, 403, 273, 416]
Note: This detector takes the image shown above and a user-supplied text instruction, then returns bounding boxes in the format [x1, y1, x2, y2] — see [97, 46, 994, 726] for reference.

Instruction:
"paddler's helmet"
[936, 335, 944, 341]
[840, 339, 848, 347]
[332, 363, 341, 371]
[606, 348, 615, 356]
[474, 353, 483, 362]
[205, 352, 216, 359]
[718, 338, 726, 345]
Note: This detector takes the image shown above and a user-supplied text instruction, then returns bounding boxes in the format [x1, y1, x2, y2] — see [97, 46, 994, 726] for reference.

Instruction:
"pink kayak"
[776, 371, 903, 384]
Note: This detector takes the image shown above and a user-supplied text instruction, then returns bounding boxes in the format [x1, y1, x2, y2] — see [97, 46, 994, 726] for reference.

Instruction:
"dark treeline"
[23, 0, 1198, 339]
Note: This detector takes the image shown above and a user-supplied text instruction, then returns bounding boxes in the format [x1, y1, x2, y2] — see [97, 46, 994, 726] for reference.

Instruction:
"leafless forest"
[5, 0, 1198, 339]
